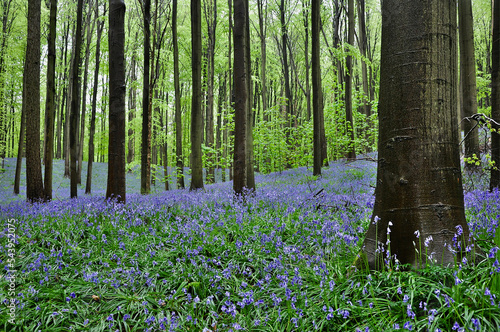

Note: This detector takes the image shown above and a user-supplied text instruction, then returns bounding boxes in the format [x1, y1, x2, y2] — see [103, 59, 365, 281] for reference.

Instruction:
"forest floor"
[0, 157, 499, 331]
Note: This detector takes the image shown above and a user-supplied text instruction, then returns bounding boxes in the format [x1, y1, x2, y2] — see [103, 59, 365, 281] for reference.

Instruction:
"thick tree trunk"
[245, 0, 255, 191]
[107, 0, 126, 203]
[43, 0, 57, 200]
[233, 0, 249, 194]
[361, 0, 470, 269]
[190, 0, 204, 190]
[491, 0, 500, 190]
[86, 2, 103, 195]
[459, 0, 480, 170]
[25, 0, 44, 202]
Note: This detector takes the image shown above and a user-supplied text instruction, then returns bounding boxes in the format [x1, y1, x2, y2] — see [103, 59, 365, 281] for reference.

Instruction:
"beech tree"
[361, 0, 471, 269]
[312, 0, 322, 176]
[43, 0, 57, 200]
[190, 0, 204, 190]
[172, 0, 184, 189]
[492, 0, 500, 190]
[106, 0, 126, 202]
[141, 0, 152, 194]
[25, 0, 44, 202]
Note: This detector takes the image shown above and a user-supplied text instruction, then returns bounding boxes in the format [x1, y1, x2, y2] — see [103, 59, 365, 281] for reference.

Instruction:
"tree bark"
[361, 0, 470, 269]
[459, 0, 480, 170]
[107, 0, 126, 203]
[43, 0, 57, 200]
[312, 0, 322, 176]
[190, 0, 204, 190]
[491, 0, 500, 190]
[280, 0, 293, 160]
[257, 0, 268, 116]
[172, 0, 184, 189]
[86, 0, 103, 195]
[14, 67, 26, 196]
[141, 0, 152, 194]
[345, 0, 356, 159]
[70, 0, 84, 198]
[233, 0, 249, 194]
[25, 0, 44, 202]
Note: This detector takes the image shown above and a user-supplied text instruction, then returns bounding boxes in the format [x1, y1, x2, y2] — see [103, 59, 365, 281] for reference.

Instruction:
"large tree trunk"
[43, 0, 57, 200]
[312, 0, 322, 176]
[70, 0, 84, 198]
[459, 0, 480, 170]
[190, 0, 204, 190]
[345, 0, 356, 159]
[25, 0, 44, 202]
[86, 1, 103, 195]
[107, 0, 126, 203]
[141, 0, 152, 194]
[491, 0, 500, 190]
[172, 0, 184, 189]
[361, 0, 470, 270]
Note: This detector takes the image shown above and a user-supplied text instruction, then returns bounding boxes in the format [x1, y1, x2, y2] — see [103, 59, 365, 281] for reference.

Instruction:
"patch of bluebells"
[0, 156, 499, 330]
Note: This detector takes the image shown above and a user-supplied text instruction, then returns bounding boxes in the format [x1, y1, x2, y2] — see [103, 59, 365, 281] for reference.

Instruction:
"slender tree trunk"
[361, 0, 470, 269]
[14, 68, 26, 195]
[78, 7, 95, 184]
[345, 0, 356, 159]
[257, 0, 267, 117]
[141, 0, 152, 194]
[172, 0, 184, 189]
[190, 0, 204, 190]
[312, 0, 322, 176]
[43, 0, 57, 200]
[107, 0, 126, 203]
[128, 35, 137, 165]
[459, 0, 480, 170]
[70, 0, 84, 198]
[491, 0, 500, 190]
[303, 0, 311, 121]
[280, 0, 293, 162]
[86, 1, 103, 195]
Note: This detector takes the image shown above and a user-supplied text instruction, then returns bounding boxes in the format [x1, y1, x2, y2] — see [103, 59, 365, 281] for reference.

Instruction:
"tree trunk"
[361, 0, 470, 270]
[128, 39, 137, 165]
[25, 0, 44, 202]
[245, 0, 255, 191]
[233, 0, 249, 194]
[172, 0, 184, 189]
[86, 1, 103, 195]
[107, 0, 126, 203]
[141, 0, 152, 194]
[14, 68, 26, 195]
[312, 0, 322, 176]
[70, 0, 84, 198]
[257, 0, 268, 117]
[491, 0, 500, 190]
[43, 0, 57, 200]
[78, 6, 95, 185]
[190, 0, 204, 190]
[459, 0, 480, 171]
[345, 0, 356, 159]
[280, 0, 293, 161]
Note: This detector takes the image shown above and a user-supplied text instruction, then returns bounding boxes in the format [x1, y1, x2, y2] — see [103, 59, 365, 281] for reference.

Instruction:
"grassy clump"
[0, 157, 499, 331]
